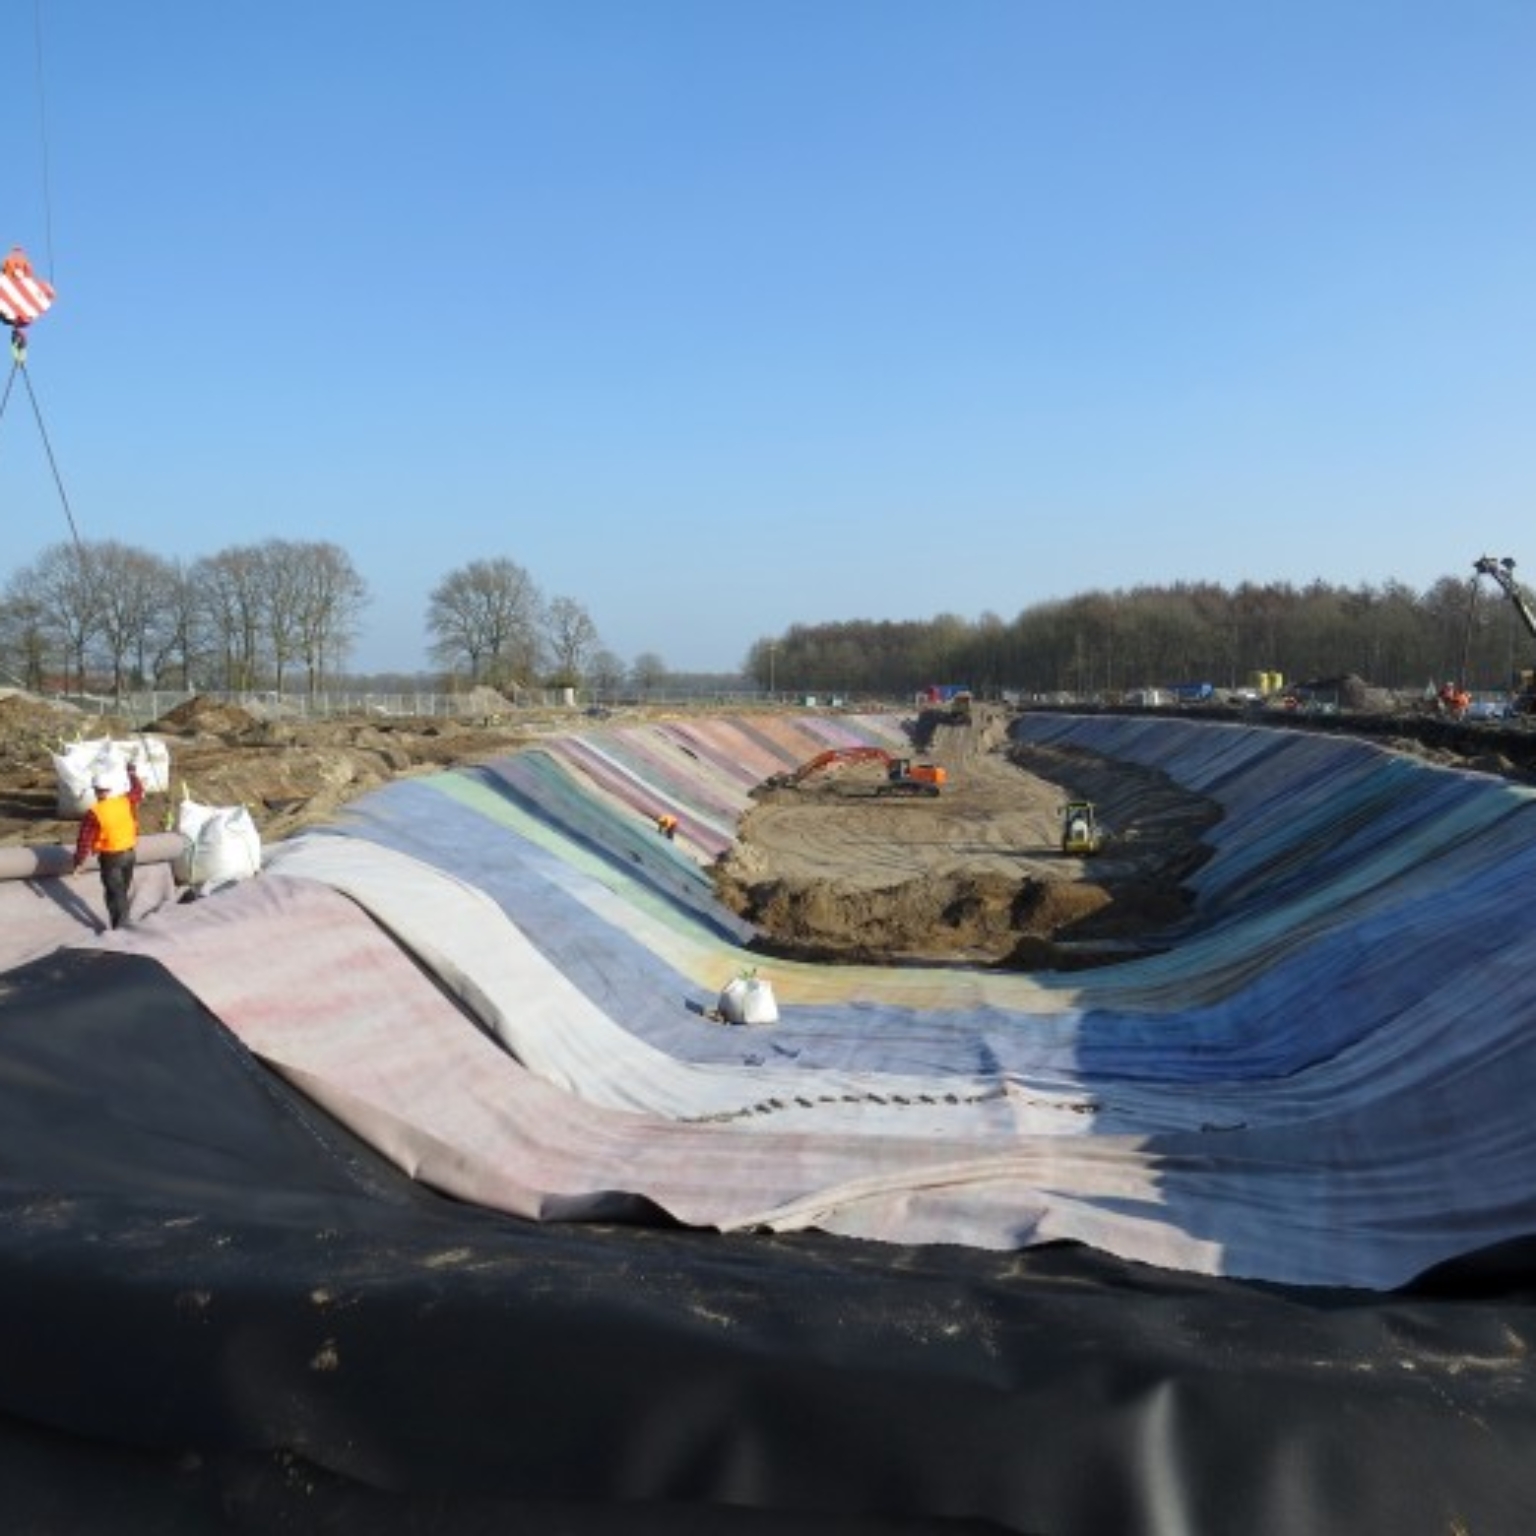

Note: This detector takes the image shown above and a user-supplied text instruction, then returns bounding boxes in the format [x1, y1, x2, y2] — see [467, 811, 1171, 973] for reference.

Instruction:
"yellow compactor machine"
[1060, 800, 1103, 856]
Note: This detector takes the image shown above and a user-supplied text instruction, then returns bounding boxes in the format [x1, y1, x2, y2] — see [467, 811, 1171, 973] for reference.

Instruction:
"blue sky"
[1, 1, 1532, 675]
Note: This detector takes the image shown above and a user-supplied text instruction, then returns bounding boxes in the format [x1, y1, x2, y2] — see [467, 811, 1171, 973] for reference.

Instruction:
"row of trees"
[12, 542, 1528, 708]
[1, 538, 369, 697]
[422, 556, 713, 695]
[423, 557, 624, 690]
[0, 542, 664, 700]
[744, 575, 1536, 700]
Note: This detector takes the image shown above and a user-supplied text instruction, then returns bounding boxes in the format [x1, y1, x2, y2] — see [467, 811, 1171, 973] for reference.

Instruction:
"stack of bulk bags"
[53, 736, 172, 818]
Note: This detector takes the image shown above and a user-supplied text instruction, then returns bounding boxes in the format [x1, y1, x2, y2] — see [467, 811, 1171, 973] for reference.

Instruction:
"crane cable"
[0, 358, 82, 545]
[0, 0, 80, 549]
[31, 0, 56, 281]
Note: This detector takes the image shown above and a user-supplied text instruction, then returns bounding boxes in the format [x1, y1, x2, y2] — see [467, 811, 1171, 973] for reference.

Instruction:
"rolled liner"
[0, 831, 186, 883]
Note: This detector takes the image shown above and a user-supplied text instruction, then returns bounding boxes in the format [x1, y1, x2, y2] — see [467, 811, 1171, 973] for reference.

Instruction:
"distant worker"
[73, 761, 145, 930]
[656, 812, 678, 841]
[1438, 681, 1470, 719]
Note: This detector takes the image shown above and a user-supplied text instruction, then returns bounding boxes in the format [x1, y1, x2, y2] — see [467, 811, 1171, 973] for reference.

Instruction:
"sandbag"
[172, 794, 262, 893]
[53, 735, 171, 817]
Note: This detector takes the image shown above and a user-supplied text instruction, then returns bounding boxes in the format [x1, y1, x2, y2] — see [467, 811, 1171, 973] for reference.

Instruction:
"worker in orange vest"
[72, 761, 145, 930]
[656, 812, 678, 840]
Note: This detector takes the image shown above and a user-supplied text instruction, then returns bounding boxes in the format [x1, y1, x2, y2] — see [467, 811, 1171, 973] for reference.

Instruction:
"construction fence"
[51, 687, 775, 729]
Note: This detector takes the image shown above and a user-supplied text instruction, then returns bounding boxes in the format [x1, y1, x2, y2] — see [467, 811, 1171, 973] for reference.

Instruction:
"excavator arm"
[784, 746, 893, 785]
[760, 746, 894, 790]
[762, 746, 944, 796]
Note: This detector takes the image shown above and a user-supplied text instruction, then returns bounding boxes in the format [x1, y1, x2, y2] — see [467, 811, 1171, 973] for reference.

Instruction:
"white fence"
[50, 687, 776, 728]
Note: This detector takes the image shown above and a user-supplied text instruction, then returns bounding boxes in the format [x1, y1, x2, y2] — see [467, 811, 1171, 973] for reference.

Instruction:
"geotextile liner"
[1, 950, 1533, 1534]
[1, 711, 1535, 1531]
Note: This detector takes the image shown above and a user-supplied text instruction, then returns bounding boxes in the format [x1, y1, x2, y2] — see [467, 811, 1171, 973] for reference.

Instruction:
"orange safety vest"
[92, 794, 139, 854]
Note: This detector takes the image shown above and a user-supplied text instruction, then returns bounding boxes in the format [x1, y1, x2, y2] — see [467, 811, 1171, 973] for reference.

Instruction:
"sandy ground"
[5, 688, 1519, 973]
[713, 706, 1222, 969]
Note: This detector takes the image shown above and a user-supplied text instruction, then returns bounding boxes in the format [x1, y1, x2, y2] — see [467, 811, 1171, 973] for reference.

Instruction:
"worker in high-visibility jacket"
[72, 762, 145, 930]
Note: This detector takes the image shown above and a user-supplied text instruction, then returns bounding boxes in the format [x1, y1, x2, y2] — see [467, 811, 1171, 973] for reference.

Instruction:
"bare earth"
[0, 692, 1300, 972]
[0, 690, 542, 849]
[713, 706, 1222, 970]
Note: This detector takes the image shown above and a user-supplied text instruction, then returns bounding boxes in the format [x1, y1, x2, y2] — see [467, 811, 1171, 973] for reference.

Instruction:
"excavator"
[763, 746, 946, 797]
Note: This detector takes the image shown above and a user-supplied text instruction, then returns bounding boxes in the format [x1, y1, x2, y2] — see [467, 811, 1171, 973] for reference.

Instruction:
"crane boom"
[1474, 555, 1536, 642]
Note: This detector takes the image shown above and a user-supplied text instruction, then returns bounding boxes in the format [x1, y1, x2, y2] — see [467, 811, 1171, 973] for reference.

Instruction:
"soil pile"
[0, 693, 551, 848]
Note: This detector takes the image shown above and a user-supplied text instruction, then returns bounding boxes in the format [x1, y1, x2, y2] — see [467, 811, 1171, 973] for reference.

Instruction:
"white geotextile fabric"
[98, 872, 1198, 1267]
[108, 858, 1528, 1287]
[9, 710, 1536, 1289]
[0, 861, 179, 962]
[264, 834, 1100, 1138]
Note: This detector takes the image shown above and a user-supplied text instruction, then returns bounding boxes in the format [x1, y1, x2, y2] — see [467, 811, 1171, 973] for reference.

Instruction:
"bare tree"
[545, 596, 600, 685]
[92, 541, 182, 698]
[256, 539, 308, 694]
[26, 542, 102, 692]
[195, 546, 267, 690]
[630, 651, 668, 696]
[131, 555, 189, 689]
[294, 541, 368, 694]
[149, 560, 207, 689]
[427, 558, 544, 686]
[0, 581, 52, 690]
[587, 648, 627, 701]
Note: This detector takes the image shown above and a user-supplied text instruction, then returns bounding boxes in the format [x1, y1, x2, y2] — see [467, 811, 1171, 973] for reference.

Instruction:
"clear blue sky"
[2, 1, 1532, 676]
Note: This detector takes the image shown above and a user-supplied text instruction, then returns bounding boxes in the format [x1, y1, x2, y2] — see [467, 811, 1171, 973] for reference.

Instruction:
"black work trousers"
[97, 848, 136, 930]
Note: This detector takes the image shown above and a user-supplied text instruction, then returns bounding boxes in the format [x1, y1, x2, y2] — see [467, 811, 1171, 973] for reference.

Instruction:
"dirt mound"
[716, 870, 1033, 964]
[719, 861, 1196, 972]
[1018, 879, 1114, 931]
[153, 695, 263, 739]
[917, 701, 1013, 762]
[0, 705, 546, 850]
[0, 692, 83, 751]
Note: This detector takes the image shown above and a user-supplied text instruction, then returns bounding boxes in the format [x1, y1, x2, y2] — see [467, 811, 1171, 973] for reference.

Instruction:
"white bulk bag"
[53, 735, 171, 817]
[173, 794, 262, 892]
[718, 971, 780, 1026]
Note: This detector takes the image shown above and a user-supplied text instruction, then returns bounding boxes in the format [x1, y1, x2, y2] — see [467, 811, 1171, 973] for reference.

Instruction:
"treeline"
[0, 542, 661, 700]
[11, 545, 1527, 707]
[0, 538, 368, 696]
[424, 557, 623, 692]
[744, 575, 1534, 699]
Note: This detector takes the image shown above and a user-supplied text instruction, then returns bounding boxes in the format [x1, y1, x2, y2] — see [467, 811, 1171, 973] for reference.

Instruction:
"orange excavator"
[763, 747, 946, 797]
